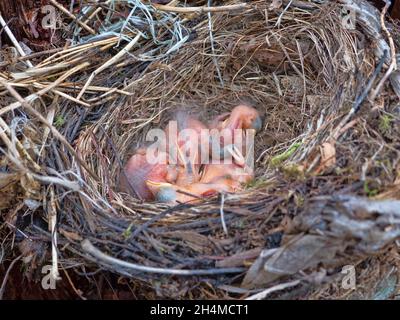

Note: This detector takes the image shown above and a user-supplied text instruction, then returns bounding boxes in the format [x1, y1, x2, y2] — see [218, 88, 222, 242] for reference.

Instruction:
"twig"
[49, 0, 96, 35]
[77, 33, 141, 100]
[370, 1, 397, 101]
[0, 79, 98, 181]
[61, 266, 87, 300]
[82, 239, 245, 275]
[353, 51, 387, 114]
[220, 193, 228, 234]
[153, 3, 248, 13]
[0, 254, 22, 299]
[245, 280, 301, 300]
[0, 62, 90, 117]
[275, 0, 293, 28]
[51, 89, 91, 107]
[49, 188, 61, 283]
[207, 0, 224, 87]
[0, 13, 33, 68]
[332, 50, 387, 141]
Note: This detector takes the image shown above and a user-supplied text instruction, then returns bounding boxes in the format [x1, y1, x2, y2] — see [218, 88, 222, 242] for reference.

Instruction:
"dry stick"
[0, 48, 62, 68]
[0, 13, 34, 68]
[74, 5, 102, 36]
[0, 254, 23, 299]
[76, 33, 141, 100]
[39, 82, 132, 96]
[0, 79, 98, 181]
[81, 239, 245, 275]
[61, 266, 87, 300]
[49, 188, 61, 283]
[39, 36, 121, 67]
[220, 193, 228, 235]
[49, 0, 96, 35]
[332, 50, 387, 141]
[370, 0, 397, 101]
[306, 52, 388, 174]
[39, 98, 57, 156]
[0, 62, 90, 116]
[153, 3, 248, 13]
[51, 89, 91, 107]
[275, 0, 293, 28]
[207, 0, 224, 87]
[11, 63, 71, 81]
[21, 47, 63, 60]
[245, 280, 301, 300]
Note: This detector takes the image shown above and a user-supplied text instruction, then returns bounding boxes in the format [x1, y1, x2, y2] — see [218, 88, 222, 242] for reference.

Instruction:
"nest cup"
[2, 1, 400, 299]
[76, 3, 358, 285]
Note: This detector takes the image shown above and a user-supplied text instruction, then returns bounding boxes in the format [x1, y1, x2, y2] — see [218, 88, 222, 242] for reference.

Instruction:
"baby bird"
[209, 104, 262, 132]
[164, 111, 208, 185]
[147, 148, 254, 204]
[209, 104, 261, 164]
[200, 163, 253, 186]
[164, 111, 208, 166]
[146, 179, 234, 204]
[119, 149, 178, 201]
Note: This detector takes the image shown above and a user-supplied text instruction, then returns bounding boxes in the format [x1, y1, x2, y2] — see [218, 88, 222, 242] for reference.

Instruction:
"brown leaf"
[242, 235, 344, 288]
[319, 141, 336, 170]
[216, 247, 262, 268]
[59, 228, 83, 241]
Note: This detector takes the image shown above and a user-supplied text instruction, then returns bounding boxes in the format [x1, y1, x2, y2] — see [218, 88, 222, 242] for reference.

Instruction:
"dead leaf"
[216, 247, 262, 268]
[60, 228, 83, 241]
[242, 235, 344, 288]
[319, 141, 336, 170]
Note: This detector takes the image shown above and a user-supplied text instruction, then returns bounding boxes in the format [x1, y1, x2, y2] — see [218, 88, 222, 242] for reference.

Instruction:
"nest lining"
[74, 2, 374, 282]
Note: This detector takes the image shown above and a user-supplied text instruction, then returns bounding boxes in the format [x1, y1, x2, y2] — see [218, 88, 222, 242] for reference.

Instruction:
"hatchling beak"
[225, 144, 246, 167]
[146, 180, 177, 203]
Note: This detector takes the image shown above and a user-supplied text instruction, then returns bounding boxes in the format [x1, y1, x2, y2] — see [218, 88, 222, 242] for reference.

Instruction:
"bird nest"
[1, 0, 400, 299]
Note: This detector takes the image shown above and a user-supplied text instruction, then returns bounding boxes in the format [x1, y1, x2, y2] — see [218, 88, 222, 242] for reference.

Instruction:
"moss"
[282, 163, 305, 180]
[379, 114, 393, 134]
[270, 142, 302, 167]
[122, 223, 134, 239]
[54, 115, 66, 128]
[244, 177, 269, 189]
[363, 181, 379, 197]
[294, 193, 305, 207]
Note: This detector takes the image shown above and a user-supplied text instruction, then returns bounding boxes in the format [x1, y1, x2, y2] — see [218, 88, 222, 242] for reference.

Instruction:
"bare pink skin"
[209, 105, 261, 131]
[164, 113, 208, 165]
[146, 180, 235, 204]
[200, 163, 254, 186]
[120, 150, 177, 200]
[164, 112, 208, 185]
[120, 108, 259, 203]
[208, 105, 261, 163]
